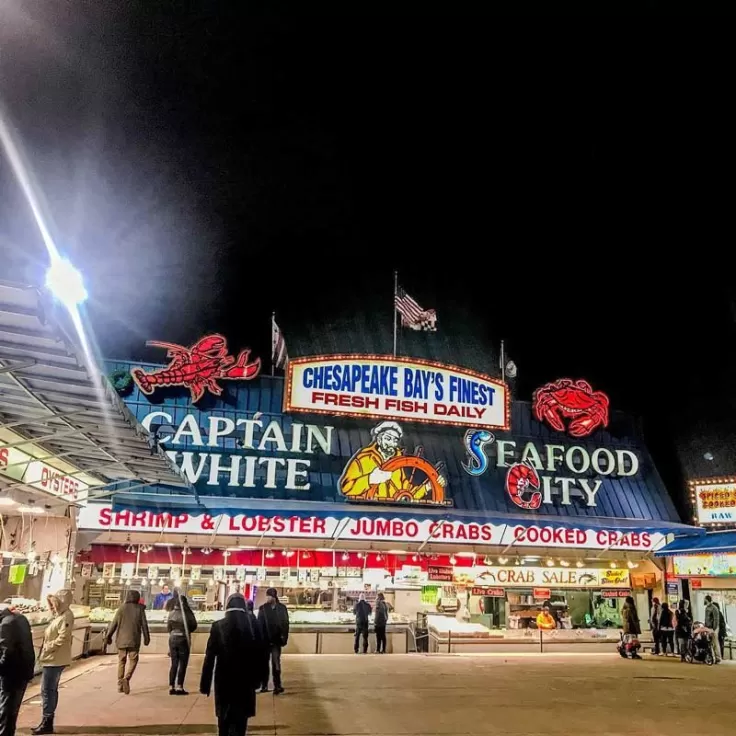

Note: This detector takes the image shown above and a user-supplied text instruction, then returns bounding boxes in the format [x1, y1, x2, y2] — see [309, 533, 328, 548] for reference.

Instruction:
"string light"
[498, 557, 508, 565]
[449, 555, 457, 565]
[560, 560, 570, 568]
[576, 560, 584, 568]
[546, 559, 555, 567]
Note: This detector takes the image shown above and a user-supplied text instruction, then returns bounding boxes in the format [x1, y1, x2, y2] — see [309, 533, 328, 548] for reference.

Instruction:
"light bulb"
[576, 561, 584, 568]
[611, 561, 619, 569]
[158, 578, 164, 586]
[627, 561, 638, 569]
[498, 557, 508, 565]
[449, 555, 457, 565]
[560, 560, 570, 567]
[546, 559, 555, 567]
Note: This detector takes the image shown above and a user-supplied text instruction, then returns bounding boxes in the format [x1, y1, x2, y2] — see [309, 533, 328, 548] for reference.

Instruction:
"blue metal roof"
[655, 530, 736, 556]
[105, 361, 684, 525]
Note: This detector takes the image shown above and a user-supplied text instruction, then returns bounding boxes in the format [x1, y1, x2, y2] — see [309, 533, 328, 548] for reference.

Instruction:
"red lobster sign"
[532, 378, 609, 438]
[130, 334, 261, 403]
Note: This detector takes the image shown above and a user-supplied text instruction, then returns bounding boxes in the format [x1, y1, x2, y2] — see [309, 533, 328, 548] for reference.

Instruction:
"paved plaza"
[16, 653, 736, 736]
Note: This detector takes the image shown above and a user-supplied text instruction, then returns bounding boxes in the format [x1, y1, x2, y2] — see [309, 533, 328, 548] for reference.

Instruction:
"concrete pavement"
[16, 652, 736, 735]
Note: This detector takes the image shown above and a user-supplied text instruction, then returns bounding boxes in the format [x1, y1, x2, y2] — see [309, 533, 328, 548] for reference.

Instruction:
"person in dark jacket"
[659, 603, 675, 655]
[675, 600, 693, 662]
[621, 596, 642, 659]
[353, 594, 372, 654]
[704, 595, 723, 662]
[649, 598, 662, 655]
[0, 603, 36, 736]
[374, 593, 390, 654]
[200, 594, 264, 736]
[106, 590, 150, 694]
[713, 601, 727, 662]
[257, 588, 289, 694]
[166, 593, 198, 695]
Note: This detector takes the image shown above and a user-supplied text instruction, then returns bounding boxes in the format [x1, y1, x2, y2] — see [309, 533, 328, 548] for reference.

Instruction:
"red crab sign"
[532, 379, 609, 438]
[130, 334, 261, 403]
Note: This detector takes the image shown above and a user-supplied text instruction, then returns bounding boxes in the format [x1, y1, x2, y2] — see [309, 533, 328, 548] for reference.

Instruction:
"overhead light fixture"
[265, 550, 275, 559]
[342, 552, 350, 561]
[611, 561, 619, 569]
[560, 560, 570, 568]
[449, 555, 457, 565]
[0, 497, 18, 507]
[497, 557, 508, 565]
[412, 554, 419, 562]
[546, 559, 555, 567]
[576, 560, 584, 568]
[95, 577, 104, 585]
[158, 578, 165, 586]
[45, 257, 88, 306]
[201, 547, 213, 555]
[375, 553, 383, 562]
[627, 560, 639, 569]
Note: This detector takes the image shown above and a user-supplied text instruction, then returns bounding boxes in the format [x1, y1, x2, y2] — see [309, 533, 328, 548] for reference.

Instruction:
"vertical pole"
[501, 340, 505, 383]
[393, 271, 398, 357]
[135, 545, 141, 578]
[271, 312, 276, 377]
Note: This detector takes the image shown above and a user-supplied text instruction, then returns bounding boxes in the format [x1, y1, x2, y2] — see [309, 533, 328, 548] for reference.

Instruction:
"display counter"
[90, 609, 413, 655]
[426, 615, 653, 654]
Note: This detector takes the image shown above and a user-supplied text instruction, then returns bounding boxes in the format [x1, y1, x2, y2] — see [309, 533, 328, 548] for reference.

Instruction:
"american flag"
[394, 286, 437, 331]
[272, 317, 289, 371]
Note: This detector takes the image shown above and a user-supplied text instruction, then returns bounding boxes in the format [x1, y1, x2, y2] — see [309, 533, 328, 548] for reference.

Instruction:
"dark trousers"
[354, 625, 369, 653]
[652, 629, 661, 654]
[660, 630, 675, 654]
[0, 679, 27, 736]
[719, 635, 726, 661]
[169, 638, 190, 688]
[375, 625, 387, 653]
[263, 645, 282, 689]
[677, 636, 689, 660]
[218, 714, 248, 736]
[41, 666, 64, 719]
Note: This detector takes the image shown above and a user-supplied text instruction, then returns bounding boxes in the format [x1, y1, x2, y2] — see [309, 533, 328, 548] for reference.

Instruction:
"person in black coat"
[0, 602, 36, 736]
[257, 588, 289, 694]
[200, 594, 265, 736]
[353, 594, 372, 654]
[166, 593, 198, 695]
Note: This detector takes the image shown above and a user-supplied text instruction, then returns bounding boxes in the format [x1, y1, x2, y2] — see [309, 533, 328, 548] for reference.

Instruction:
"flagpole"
[392, 270, 398, 357]
[501, 339, 505, 383]
[271, 312, 276, 377]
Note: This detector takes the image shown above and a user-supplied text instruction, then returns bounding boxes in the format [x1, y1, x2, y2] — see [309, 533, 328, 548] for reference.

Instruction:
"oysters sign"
[285, 355, 509, 429]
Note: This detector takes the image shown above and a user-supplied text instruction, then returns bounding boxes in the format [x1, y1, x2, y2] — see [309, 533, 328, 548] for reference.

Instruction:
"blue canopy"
[110, 491, 700, 536]
[655, 530, 736, 556]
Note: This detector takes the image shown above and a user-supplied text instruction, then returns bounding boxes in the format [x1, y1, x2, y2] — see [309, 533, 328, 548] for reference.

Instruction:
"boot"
[32, 717, 54, 735]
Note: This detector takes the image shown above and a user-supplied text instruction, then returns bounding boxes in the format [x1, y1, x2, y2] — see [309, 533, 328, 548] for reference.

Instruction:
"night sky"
[2, 4, 735, 515]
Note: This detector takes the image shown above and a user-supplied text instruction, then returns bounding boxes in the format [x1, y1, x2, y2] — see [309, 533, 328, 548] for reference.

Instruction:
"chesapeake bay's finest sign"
[285, 355, 509, 429]
[78, 503, 665, 551]
[690, 478, 736, 524]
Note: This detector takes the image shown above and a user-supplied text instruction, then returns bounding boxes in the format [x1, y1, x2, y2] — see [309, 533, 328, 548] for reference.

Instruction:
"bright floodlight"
[45, 257, 87, 306]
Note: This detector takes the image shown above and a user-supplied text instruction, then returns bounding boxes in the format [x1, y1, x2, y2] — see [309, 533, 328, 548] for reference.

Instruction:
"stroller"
[617, 633, 642, 659]
[684, 624, 715, 665]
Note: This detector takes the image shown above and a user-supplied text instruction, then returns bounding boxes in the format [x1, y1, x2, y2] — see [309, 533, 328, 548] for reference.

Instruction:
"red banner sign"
[601, 589, 632, 599]
[533, 588, 551, 599]
[427, 565, 454, 582]
[471, 587, 505, 597]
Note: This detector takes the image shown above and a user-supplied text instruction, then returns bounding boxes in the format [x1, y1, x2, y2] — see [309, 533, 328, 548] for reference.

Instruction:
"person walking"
[675, 600, 693, 662]
[649, 597, 662, 655]
[374, 593, 390, 654]
[33, 589, 75, 734]
[713, 601, 727, 662]
[621, 595, 642, 660]
[0, 602, 36, 736]
[353, 594, 372, 655]
[166, 593, 198, 695]
[257, 589, 289, 694]
[704, 595, 723, 663]
[200, 593, 265, 736]
[659, 602, 675, 655]
[106, 590, 150, 695]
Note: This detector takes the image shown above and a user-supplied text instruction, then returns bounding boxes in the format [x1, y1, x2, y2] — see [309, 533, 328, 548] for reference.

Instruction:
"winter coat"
[374, 600, 389, 627]
[0, 607, 36, 684]
[166, 597, 198, 641]
[38, 589, 75, 667]
[258, 601, 290, 646]
[622, 602, 641, 636]
[153, 591, 174, 610]
[107, 592, 151, 650]
[201, 597, 265, 721]
[354, 600, 372, 627]
[659, 607, 674, 631]
[649, 603, 662, 631]
[675, 609, 693, 638]
[705, 602, 722, 634]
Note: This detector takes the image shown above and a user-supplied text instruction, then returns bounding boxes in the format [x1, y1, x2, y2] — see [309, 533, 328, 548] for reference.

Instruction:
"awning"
[655, 530, 736, 556]
[109, 491, 701, 536]
[0, 281, 189, 510]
